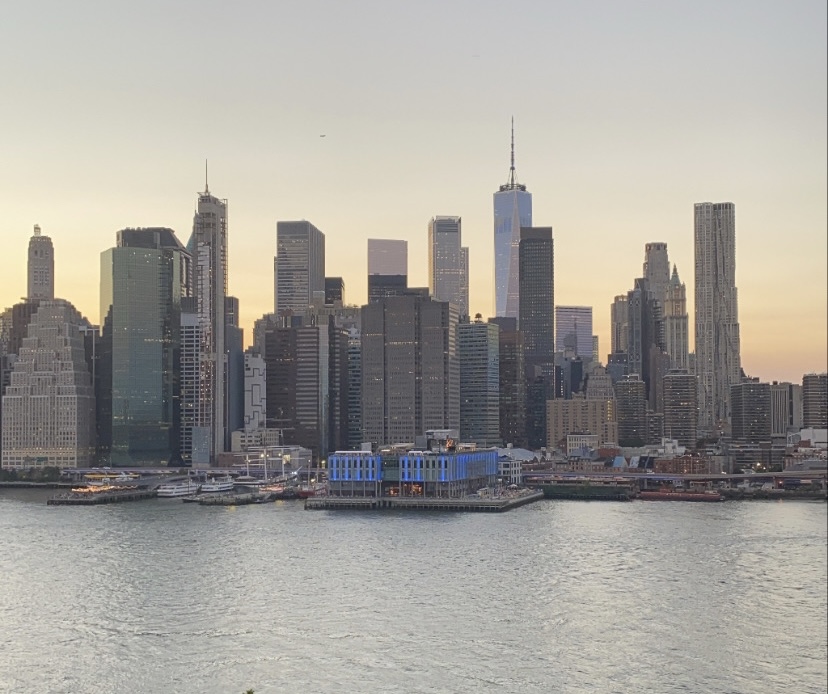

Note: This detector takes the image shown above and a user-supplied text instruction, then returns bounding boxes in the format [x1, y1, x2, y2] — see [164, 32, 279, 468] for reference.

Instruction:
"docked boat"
[233, 475, 268, 489]
[297, 483, 326, 499]
[200, 475, 235, 493]
[157, 479, 201, 498]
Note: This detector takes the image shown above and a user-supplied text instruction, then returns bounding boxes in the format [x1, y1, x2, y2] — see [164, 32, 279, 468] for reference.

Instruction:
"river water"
[0, 490, 825, 694]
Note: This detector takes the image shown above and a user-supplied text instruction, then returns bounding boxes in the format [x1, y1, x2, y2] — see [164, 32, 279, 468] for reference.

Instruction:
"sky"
[0, 0, 825, 383]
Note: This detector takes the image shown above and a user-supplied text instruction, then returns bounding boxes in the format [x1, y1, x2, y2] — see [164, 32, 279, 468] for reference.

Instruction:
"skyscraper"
[643, 242, 670, 307]
[493, 119, 532, 318]
[27, 224, 54, 301]
[663, 369, 698, 448]
[489, 317, 526, 448]
[694, 202, 741, 436]
[100, 228, 191, 465]
[367, 239, 407, 276]
[770, 381, 802, 437]
[615, 374, 647, 447]
[802, 373, 827, 428]
[519, 226, 554, 449]
[555, 306, 593, 357]
[458, 318, 500, 446]
[187, 182, 228, 464]
[275, 221, 326, 317]
[1, 300, 95, 468]
[610, 295, 629, 355]
[428, 216, 468, 317]
[663, 265, 689, 370]
[731, 379, 771, 443]
[361, 295, 458, 446]
[626, 277, 667, 407]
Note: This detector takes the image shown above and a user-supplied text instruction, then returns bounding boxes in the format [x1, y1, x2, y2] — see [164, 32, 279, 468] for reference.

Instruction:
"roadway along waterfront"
[0, 489, 825, 693]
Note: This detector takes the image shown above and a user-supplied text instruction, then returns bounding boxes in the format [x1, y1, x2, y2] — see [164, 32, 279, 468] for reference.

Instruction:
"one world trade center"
[493, 119, 532, 318]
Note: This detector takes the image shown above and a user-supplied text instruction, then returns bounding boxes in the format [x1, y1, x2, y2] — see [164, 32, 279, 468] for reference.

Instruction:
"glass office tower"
[493, 119, 532, 318]
[100, 228, 191, 465]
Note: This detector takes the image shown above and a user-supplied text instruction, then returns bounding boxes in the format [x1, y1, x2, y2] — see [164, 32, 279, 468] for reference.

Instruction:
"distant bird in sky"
[320, 134, 326, 138]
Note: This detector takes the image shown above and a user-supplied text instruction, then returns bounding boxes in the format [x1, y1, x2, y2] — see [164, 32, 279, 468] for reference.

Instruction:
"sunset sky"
[1, 0, 825, 383]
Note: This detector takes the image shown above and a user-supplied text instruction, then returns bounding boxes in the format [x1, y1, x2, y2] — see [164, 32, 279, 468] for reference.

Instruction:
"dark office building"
[489, 317, 526, 448]
[519, 226, 554, 449]
[100, 228, 191, 465]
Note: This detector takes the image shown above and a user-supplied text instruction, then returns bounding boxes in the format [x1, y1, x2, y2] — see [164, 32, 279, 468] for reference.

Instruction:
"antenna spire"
[509, 116, 516, 187]
[204, 159, 209, 195]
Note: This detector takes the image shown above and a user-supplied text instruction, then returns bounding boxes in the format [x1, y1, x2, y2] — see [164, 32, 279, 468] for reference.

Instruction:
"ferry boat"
[156, 479, 201, 498]
[200, 475, 235, 493]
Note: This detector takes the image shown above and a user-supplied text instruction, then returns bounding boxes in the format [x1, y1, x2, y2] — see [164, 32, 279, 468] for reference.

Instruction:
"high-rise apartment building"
[27, 224, 54, 301]
[2, 300, 95, 468]
[663, 369, 698, 448]
[275, 221, 326, 317]
[519, 226, 554, 449]
[186, 183, 229, 464]
[361, 295, 458, 447]
[458, 319, 500, 446]
[493, 120, 532, 318]
[731, 379, 771, 443]
[100, 228, 191, 465]
[663, 265, 689, 370]
[555, 306, 593, 358]
[615, 374, 647, 447]
[428, 216, 468, 317]
[769, 381, 803, 437]
[695, 202, 741, 436]
[547, 398, 618, 451]
[243, 350, 266, 432]
[802, 373, 827, 428]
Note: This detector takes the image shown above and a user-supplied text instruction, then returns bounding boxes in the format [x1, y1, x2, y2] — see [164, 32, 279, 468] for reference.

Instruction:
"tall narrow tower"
[27, 224, 54, 301]
[643, 242, 670, 307]
[694, 202, 741, 436]
[428, 216, 467, 317]
[187, 176, 229, 464]
[493, 119, 532, 318]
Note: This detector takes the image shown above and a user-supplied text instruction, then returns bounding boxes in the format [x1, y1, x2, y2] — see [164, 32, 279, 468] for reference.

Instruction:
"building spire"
[508, 116, 516, 187]
[498, 117, 526, 192]
[204, 159, 209, 195]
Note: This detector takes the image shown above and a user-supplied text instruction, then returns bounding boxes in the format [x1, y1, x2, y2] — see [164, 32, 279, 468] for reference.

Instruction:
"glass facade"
[100, 229, 190, 465]
[493, 187, 532, 318]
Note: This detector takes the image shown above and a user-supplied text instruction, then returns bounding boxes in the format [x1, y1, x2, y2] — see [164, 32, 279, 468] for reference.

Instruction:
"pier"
[305, 490, 544, 512]
[47, 489, 157, 506]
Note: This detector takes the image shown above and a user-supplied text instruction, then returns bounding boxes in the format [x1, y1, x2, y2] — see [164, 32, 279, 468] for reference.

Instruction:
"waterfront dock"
[47, 489, 157, 505]
[305, 489, 544, 512]
[197, 492, 272, 506]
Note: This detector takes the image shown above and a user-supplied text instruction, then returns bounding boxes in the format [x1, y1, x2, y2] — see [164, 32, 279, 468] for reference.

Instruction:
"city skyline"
[0, 2, 825, 383]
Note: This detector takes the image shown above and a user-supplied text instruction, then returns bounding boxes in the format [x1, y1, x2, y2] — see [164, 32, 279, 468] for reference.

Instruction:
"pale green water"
[0, 490, 825, 693]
